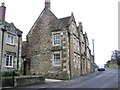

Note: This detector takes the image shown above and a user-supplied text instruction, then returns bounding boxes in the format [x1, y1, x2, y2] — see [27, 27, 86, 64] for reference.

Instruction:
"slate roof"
[59, 16, 71, 27]
[0, 20, 23, 36]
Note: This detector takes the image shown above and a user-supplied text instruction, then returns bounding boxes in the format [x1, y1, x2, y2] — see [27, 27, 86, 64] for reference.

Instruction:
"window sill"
[53, 65, 61, 67]
[5, 66, 14, 68]
[6, 43, 15, 47]
[51, 46, 62, 51]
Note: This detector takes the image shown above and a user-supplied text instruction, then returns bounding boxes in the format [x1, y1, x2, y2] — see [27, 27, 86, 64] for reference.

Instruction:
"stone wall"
[1, 26, 22, 71]
[2, 75, 45, 87]
[14, 75, 45, 87]
[106, 60, 119, 68]
[0, 28, 2, 67]
[25, 8, 71, 79]
[2, 78, 14, 87]
[23, 6, 95, 79]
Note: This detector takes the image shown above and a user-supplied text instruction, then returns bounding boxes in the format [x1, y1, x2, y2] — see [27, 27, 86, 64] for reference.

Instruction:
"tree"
[111, 50, 120, 65]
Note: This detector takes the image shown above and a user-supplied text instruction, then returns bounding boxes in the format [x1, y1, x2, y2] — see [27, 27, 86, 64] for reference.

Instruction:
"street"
[4, 68, 119, 89]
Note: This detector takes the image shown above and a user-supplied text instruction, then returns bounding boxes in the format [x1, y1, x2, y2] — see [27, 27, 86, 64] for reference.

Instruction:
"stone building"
[0, 3, 22, 72]
[84, 32, 91, 74]
[22, 0, 95, 79]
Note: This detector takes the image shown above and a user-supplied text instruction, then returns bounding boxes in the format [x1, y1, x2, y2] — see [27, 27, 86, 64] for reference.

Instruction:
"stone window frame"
[71, 21, 77, 34]
[52, 32, 61, 46]
[73, 53, 77, 68]
[77, 38, 80, 51]
[78, 56, 80, 68]
[5, 54, 14, 68]
[6, 34, 15, 45]
[53, 51, 61, 67]
[73, 35, 76, 49]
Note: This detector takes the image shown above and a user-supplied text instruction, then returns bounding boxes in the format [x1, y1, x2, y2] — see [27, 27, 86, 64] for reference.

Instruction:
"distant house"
[0, 3, 22, 72]
[22, 0, 95, 79]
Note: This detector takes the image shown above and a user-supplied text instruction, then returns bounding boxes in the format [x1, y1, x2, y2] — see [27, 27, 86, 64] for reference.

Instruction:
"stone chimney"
[0, 2, 6, 21]
[45, 0, 51, 9]
[78, 22, 83, 31]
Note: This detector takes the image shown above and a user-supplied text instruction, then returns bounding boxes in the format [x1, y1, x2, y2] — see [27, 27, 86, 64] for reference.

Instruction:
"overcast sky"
[2, 0, 118, 65]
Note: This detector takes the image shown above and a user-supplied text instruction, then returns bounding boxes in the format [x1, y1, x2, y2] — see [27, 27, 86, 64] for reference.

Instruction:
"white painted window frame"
[6, 54, 14, 68]
[7, 34, 15, 45]
[52, 32, 61, 46]
[53, 51, 61, 67]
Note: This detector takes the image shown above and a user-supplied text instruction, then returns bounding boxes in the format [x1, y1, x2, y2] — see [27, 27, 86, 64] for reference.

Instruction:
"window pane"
[7, 35, 10, 43]
[53, 53, 60, 66]
[6, 55, 13, 67]
[7, 34, 14, 45]
[6, 55, 9, 66]
[9, 56, 13, 66]
[11, 36, 14, 44]
[53, 33, 60, 46]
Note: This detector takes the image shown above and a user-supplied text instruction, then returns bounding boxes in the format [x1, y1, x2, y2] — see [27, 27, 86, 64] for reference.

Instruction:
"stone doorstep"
[2, 86, 14, 90]
[45, 79, 63, 83]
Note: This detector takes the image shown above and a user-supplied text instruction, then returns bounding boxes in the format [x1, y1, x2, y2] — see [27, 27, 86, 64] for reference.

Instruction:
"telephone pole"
[92, 39, 95, 56]
[92, 39, 95, 71]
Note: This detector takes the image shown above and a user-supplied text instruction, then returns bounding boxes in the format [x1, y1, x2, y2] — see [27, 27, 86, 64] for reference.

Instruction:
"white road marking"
[95, 74, 104, 78]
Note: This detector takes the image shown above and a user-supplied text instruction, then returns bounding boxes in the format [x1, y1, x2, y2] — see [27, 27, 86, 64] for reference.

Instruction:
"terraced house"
[0, 3, 22, 72]
[22, 0, 95, 79]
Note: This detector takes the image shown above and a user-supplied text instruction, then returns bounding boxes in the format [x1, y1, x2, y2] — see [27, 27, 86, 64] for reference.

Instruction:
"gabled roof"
[0, 20, 23, 36]
[83, 32, 88, 39]
[59, 16, 71, 27]
[27, 7, 66, 37]
[59, 12, 77, 27]
[10, 22, 23, 36]
[27, 7, 78, 38]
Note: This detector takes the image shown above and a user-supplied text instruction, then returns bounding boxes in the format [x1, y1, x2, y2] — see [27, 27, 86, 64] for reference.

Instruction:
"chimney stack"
[0, 2, 6, 22]
[78, 22, 83, 31]
[45, 0, 51, 9]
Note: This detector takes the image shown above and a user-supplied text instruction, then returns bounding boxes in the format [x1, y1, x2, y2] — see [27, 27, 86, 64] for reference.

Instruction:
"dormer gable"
[68, 12, 77, 26]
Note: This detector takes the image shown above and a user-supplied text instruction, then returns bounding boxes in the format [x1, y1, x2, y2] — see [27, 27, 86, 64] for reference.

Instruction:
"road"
[55, 68, 118, 88]
[4, 68, 119, 89]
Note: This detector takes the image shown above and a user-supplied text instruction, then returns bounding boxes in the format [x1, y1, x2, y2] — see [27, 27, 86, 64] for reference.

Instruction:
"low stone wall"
[2, 78, 13, 87]
[108, 64, 119, 68]
[2, 75, 45, 87]
[14, 75, 45, 87]
[45, 71, 70, 80]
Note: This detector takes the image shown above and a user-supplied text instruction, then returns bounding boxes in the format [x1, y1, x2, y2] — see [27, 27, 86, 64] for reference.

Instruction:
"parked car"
[97, 64, 105, 71]
[97, 68, 105, 71]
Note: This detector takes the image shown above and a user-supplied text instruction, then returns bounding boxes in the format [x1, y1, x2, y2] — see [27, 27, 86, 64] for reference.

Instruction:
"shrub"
[1, 70, 20, 77]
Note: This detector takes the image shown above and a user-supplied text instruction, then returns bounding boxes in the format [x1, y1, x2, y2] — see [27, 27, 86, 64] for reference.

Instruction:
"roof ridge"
[59, 16, 71, 20]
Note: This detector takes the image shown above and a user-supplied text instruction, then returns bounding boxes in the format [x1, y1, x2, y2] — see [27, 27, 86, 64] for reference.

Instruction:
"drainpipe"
[0, 27, 6, 89]
[68, 32, 72, 79]
[17, 35, 20, 70]
[80, 41, 83, 75]
[78, 34, 82, 75]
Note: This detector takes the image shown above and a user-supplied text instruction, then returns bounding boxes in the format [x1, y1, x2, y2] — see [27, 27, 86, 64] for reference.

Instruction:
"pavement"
[2, 70, 100, 90]
[45, 70, 99, 84]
